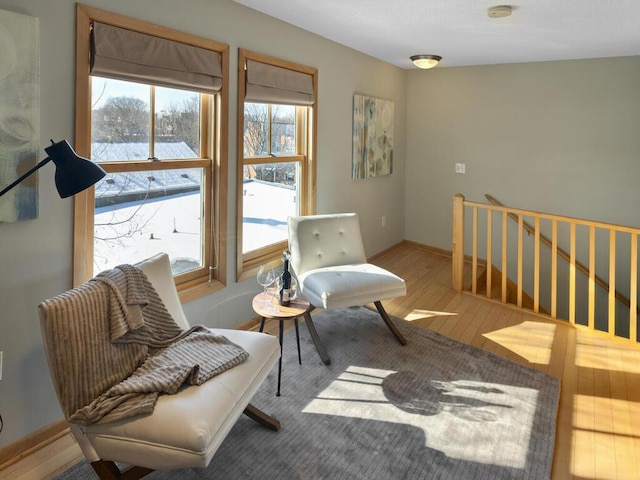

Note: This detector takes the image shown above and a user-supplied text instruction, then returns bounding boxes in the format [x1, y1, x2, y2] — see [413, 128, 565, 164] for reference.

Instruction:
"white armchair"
[39, 253, 280, 480]
[288, 213, 407, 364]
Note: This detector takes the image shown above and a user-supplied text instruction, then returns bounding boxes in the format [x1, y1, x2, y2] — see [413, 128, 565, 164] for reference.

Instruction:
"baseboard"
[0, 419, 69, 471]
[368, 241, 406, 261]
[402, 240, 453, 258]
[236, 316, 262, 331]
[402, 240, 487, 266]
[370, 240, 456, 262]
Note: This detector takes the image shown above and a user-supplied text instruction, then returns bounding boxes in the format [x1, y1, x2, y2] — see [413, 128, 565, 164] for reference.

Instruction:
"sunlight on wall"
[302, 365, 536, 468]
[483, 321, 556, 365]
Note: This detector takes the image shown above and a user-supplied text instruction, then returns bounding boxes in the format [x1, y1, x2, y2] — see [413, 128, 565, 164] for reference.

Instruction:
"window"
[74, 5, 228, 300]
[237, 50, 317, 280]
[91, 78, 208, 274]
[242, 102, 298, 254]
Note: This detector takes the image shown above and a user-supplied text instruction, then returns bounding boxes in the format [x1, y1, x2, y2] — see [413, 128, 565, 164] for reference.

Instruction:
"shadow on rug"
[56, 307, 560, 480]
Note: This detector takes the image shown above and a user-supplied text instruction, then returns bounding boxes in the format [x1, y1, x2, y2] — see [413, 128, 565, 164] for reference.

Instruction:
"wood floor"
[3, 243, 640, 479]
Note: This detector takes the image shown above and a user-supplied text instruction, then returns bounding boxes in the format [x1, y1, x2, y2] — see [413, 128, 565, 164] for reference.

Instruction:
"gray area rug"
[56, 307, 560, 479]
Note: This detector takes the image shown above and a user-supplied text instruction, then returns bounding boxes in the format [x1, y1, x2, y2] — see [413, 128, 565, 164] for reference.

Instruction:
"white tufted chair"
[39, 253, 280, 480]
[288, 213, 407, 364]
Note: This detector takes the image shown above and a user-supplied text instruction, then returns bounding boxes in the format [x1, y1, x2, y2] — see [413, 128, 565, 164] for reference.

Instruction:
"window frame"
[74, 4, 229, 301]
[236, 49, 317, 281]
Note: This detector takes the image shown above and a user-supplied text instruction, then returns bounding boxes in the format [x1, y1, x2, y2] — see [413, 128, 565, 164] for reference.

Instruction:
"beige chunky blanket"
[40, 265, 248, 425]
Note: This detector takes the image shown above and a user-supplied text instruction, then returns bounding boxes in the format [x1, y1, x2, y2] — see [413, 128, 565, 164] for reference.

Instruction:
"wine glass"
[257, 265, 275, 306]
[290, 277, 297, 301]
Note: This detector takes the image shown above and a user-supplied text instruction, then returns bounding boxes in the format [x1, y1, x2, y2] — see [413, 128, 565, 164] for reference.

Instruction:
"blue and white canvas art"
[352, 94, 394, 180]
[0, 9, 40, 223]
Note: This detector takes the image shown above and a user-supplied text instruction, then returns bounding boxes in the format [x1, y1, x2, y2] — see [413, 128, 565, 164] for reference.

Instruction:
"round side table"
[252, 292, 312, 396]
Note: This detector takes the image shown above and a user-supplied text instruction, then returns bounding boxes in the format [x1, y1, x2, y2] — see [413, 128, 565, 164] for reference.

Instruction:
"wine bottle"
[279, 250, 292, 306]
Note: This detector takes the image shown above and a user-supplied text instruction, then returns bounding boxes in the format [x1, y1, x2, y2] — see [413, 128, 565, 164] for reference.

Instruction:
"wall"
[405, 56, 640, 251]
[0, 0, 406, 448]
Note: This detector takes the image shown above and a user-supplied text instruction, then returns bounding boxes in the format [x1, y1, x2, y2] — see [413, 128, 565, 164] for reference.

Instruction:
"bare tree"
[92, 96, 150, 143]
[244, 103, 269, 157]
[157, 97, 200, 152]
[242, 103, 297, 184]
[243, 104, 296, 157]
[270, 106, 295, 155]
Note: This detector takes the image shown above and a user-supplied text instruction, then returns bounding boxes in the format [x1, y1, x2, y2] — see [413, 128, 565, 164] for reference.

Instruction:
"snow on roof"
[92, 141, 197, 162]
[92, 142, 200, 199]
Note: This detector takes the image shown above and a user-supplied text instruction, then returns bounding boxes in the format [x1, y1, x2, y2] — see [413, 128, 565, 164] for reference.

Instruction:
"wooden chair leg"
[90, 460, 153, 480]
[243, 403, 281, 431]
[374, 301, 408, 345]
[303, 310, 331, 365]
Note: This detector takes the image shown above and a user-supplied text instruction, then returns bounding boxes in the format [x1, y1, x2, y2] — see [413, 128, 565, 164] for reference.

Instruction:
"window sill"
[178, 276, 225, 304]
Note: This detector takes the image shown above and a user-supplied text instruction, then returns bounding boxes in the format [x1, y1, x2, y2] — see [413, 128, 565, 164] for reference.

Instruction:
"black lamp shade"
[45, 140, 106, 198]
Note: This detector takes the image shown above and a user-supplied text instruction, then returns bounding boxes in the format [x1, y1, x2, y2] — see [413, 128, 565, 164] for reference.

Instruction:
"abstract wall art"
[352, 94, 394, 180]
[0, 9, 40, 223]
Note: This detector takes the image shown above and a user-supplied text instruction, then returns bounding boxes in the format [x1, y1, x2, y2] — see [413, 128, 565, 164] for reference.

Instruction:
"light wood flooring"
[3, 243, 640, 479]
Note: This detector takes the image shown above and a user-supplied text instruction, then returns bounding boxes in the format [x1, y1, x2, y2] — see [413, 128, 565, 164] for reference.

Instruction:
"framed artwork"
[352, 94, 394, 179]
[0, 9, 40, 223]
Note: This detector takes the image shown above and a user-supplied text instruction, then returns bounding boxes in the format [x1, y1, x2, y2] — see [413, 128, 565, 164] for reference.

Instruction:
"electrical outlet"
[381, 216, 386, 227]
[0, 351, 3, 381]
[455, 163, 466, 174]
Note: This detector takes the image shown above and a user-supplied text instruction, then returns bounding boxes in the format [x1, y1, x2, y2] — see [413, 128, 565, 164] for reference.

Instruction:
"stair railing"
[484, 193, 639, 317]
[452, 193, 640, 344]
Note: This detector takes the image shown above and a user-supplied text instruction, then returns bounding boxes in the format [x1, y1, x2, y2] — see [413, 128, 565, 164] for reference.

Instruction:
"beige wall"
[405, 56, 640, 250]
[0, 0, 406, 447]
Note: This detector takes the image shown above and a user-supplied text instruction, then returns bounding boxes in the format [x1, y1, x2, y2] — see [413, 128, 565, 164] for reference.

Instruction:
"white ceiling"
[232, 0, 640, 69]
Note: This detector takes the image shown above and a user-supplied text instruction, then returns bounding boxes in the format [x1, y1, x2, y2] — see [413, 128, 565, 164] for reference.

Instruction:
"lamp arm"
[0, 157, 52, 198]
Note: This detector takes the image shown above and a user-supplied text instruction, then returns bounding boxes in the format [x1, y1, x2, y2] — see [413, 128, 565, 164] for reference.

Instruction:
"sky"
[92, 76, 197, 111]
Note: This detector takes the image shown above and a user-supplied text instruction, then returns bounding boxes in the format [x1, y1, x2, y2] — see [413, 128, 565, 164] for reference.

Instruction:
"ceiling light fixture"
[410, 54, 442, 69]
[487, 5, 512, 18]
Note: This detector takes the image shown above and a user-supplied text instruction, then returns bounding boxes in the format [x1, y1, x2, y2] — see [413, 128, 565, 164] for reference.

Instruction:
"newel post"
[452, 194, 465, 292]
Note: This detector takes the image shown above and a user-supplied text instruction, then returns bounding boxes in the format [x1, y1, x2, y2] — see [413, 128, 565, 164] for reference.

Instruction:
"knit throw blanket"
[40, 265, 248, 426]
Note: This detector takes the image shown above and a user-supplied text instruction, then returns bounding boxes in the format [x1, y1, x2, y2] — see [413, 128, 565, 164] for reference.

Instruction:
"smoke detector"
[487, 5, 512, 18]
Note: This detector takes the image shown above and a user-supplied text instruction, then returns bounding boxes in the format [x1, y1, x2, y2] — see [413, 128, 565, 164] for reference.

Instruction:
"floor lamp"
[0, 139, 106, 198]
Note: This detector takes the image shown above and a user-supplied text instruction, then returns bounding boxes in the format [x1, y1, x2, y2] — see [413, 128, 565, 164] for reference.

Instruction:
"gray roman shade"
[90, 22, 222, 94]
[245, 59, 315, 106]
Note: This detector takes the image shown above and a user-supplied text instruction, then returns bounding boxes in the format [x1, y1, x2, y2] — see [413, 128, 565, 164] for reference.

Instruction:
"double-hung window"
[237, 50, 317, 279]
[74, 5, 228, 299]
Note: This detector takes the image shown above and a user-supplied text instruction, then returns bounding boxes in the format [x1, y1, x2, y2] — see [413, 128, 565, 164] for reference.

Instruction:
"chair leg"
[243, 403, 281, 431]
[90, 461, 153, 480]
[303, 310, 331, 365]
[374, 301, 407, 345]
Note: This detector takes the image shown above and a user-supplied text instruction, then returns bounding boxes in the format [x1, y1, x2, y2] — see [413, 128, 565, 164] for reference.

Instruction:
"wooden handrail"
[485, 194, 638, 315]
[464, 197, 639, 234]
[452, 194, 465, 292]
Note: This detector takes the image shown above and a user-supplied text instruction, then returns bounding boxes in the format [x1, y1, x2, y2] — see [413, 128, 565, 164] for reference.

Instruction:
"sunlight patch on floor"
[483, 321, 556, 365]
[575, 342, 611, 370]
[302, 365, 535, 468]
[571, 393, 620, 480]
[574, 331, 639, 373]
[403, 309, 458, 322]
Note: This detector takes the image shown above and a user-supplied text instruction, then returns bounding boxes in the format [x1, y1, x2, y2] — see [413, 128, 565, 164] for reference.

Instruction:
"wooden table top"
[252, 290, 311, 319]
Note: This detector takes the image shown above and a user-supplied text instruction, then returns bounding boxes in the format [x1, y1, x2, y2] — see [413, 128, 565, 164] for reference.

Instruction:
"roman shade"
[90, 22, 223, 94]
[245, 59, 315, 106]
